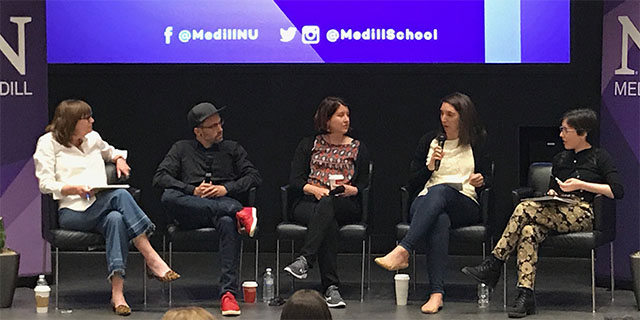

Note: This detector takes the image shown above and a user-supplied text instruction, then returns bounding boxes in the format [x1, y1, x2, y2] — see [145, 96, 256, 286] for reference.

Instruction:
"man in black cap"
[153, 102, 261, 316]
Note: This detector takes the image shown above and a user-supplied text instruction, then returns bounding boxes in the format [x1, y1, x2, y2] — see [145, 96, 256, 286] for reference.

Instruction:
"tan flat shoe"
[147, 268, 181, 282]
[111, 301, 131, 316]
[374, 257, 409, 271]
[420, 302, 443, 314]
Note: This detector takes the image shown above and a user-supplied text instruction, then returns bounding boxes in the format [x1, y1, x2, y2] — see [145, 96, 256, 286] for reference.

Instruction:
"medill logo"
[0, 17, 31, 75]
[614, 16, 640, 76]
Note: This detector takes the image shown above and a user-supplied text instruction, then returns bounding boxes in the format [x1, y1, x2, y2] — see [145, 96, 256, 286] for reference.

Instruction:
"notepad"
[521, 195, 579, 205]
[89, 184, 130, 191]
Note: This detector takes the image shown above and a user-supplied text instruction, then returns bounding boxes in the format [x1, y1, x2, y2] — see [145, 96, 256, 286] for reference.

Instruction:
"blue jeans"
[399, 184, 480, 295]
[58, 189, 154, 279]
[161, 188, 243, 297]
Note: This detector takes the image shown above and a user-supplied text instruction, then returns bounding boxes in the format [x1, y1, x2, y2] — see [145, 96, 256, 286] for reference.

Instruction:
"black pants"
[293, 195, 361, 291]
[161, 189, 243, 297]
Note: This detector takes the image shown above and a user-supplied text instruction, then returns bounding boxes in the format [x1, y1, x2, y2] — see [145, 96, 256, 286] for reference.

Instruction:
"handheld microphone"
[434, 134, 446, 171]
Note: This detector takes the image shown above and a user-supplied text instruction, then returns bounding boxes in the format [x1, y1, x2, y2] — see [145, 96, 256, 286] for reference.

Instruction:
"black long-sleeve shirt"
[153, 139, 262, 197]
[549, 147, 624, 202]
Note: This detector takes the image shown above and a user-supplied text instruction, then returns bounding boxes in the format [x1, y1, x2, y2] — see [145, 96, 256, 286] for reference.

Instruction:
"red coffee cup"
[242, 281, 258, 303]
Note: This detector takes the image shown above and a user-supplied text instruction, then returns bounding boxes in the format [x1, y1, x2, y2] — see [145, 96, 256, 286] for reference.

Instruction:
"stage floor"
[2, 252, 639, 319]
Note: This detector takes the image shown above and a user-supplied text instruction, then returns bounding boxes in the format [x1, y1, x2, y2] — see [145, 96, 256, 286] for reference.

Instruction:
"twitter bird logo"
[280, 27, 296, 42]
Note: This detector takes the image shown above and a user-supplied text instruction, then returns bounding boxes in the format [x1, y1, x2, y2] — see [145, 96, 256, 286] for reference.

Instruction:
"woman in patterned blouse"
[283, 97, 370, 308]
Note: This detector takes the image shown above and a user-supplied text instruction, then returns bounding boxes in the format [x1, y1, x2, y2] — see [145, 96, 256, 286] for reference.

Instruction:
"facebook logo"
[164, 26, 173, 44]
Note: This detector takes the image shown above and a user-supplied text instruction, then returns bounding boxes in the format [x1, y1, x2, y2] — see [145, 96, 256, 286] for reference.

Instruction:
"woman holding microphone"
[375, 92, 491, 314]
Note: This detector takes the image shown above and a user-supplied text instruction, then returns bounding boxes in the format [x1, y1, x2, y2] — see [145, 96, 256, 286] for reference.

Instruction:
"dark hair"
[440, 92, 486, 146]
[313, 96, 349, 133]
[45, 99, 92, 147]
[561, 108, 598, 136]
[280, 289, 332, 320]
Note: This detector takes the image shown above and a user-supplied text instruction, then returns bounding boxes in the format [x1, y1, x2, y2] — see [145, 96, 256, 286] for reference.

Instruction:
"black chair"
[165, 187, 259, 304]
[395, 162, 495, 297]
[41, 162, 148, 308]
[507, 162, 616, 313]
[276, 162, 373, 302]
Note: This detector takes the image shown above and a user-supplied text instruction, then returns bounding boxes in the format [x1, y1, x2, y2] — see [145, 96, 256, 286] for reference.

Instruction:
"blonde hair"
[162, 306, 217, 320]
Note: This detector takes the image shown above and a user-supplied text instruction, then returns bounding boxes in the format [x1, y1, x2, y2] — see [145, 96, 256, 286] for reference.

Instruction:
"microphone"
[204, 155, 213, 183]
[434, 134, 446, 171]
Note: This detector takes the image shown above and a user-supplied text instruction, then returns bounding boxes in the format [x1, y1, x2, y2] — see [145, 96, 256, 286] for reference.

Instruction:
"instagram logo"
[301, 25, 320, 44]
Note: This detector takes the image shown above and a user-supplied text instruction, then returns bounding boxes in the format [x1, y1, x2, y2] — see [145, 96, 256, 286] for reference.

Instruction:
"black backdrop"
[47, 2, 603, 253]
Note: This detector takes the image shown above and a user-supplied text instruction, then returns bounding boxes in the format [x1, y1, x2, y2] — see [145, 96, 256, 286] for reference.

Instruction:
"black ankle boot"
[461, 255, 504, 288]
[507, 287, 536, 318]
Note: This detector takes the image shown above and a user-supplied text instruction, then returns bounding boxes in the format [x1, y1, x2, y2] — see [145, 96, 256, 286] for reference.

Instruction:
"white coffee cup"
[394, 273, 410, 306]
[34, 285, 51, 313]
[328, 174, 344, 190]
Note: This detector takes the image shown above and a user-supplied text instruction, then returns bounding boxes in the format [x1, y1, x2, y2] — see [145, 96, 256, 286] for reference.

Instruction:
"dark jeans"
[161, 189, 243, 297]
[399, 184, 480, 295]
[59, 189, 154, 279]
[293, 195, 361, 291]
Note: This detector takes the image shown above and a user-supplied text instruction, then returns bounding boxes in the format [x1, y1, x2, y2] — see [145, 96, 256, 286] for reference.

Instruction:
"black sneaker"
[324, 285, 346, 308]
[284, 256, 308, 279]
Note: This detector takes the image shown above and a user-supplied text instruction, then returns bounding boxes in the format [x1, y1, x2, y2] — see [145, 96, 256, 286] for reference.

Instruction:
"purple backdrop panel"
[47, 0, 322, 63]
[274, 0, 484, 63]
[520, 0, 569, 63]
[0, 0, 49, 276]
[599, 0, 640, 281]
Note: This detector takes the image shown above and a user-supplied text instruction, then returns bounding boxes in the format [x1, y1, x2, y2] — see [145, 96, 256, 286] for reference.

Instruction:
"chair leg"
[610, 242, 615, 303]
[482, 242, 486, 260]
[276, 239, 280, 297]
[239, 240, 244, 283]
[55, 247, 59, 310]
[503, 262, 507, 309]
[591, 249, 596, 313]
[143, 259, 147, 305]
[361, 239, 365, 302]
[290, 241, 295, 292]
[367, 235, 372, 290]
[412, 250, 416, 292]
[255, 239, 259, 283]
[169, 241, 173, 305]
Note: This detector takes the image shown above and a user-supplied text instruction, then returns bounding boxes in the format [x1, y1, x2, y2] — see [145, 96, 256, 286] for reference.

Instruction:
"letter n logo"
[0, 16, 31, 76]
[615, 16, 640, 76]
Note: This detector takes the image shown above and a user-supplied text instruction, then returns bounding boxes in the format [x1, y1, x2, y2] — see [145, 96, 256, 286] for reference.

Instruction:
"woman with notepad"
[33, 99, 179, 316]
[461, 108, 624, 318]
[375, 92, 491, 314]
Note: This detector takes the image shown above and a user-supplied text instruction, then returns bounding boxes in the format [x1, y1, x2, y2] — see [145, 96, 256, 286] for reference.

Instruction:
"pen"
[554, 177, 563, 184]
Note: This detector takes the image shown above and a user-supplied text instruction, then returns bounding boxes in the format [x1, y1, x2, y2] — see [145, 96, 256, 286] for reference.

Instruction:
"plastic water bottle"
[36, 275, 48, 287]
[263, 268, 274, 303]
[477, 283, 489, 308]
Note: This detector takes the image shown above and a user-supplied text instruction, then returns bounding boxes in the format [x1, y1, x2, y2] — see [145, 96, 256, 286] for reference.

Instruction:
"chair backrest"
[527, 162, 552, 195]
[281, 161, 374, 224]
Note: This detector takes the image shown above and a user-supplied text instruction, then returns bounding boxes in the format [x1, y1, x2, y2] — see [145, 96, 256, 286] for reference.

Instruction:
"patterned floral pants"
[492, 200, 593, 289]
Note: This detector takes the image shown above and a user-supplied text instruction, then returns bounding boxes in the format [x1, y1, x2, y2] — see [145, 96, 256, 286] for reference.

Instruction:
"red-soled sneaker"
[221, 291, 241, 316]
[235, 207, 257, 237]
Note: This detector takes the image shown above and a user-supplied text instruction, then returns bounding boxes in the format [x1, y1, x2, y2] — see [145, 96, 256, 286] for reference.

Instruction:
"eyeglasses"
[559, 126, 576, 133]
[199, 119, 224, 129]
[80, 113, 93, 120]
